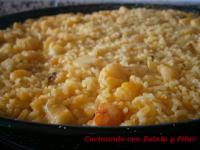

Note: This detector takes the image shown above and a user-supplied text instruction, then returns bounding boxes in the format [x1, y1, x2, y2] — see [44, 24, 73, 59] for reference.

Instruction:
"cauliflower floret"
[45, 98, 75, 124]
[114, 81, 143, 101]
[99, 63, 129, 89]
[158, 64, 178, 82]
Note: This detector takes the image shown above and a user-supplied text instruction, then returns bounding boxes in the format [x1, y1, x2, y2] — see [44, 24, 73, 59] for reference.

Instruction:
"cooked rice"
[0, 7, 200, 126]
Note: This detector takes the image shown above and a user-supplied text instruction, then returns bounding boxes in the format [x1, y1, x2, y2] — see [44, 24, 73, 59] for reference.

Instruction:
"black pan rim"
[0, 3, 200, 132]
[0, 115, 200, 129]
[0, 3, 200, 29]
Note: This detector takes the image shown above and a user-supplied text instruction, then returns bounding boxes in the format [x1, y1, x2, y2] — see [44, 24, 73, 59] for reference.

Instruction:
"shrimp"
[94, 103, 124, 126]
